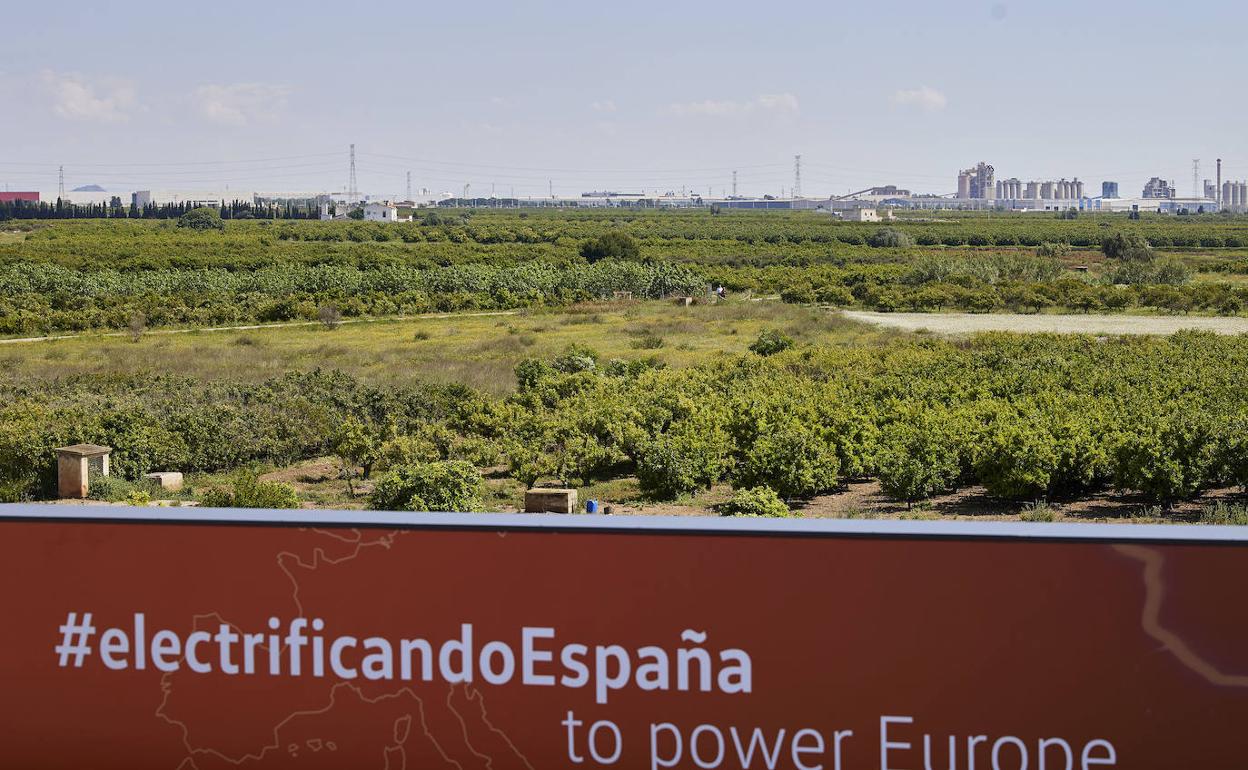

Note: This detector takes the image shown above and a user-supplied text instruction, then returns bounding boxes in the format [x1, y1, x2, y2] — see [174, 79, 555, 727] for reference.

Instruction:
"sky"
[3, 0, 1247, 200]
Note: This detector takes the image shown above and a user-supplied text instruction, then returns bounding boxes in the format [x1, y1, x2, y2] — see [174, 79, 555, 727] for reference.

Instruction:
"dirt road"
[839, 310, 1248, 336]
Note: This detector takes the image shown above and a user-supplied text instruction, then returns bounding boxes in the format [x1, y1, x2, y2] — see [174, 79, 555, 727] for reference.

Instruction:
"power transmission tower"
[793, 155, 802, 199]
[548, 179, 553, 199]
[348, 144, 358, 203]
[406, 171, 412, 201]
[58, 165, 66, 200]
[732, 170, 738, 197]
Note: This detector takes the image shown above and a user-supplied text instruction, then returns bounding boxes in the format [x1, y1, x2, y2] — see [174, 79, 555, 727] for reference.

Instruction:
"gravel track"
[839, 310, 1248, 336]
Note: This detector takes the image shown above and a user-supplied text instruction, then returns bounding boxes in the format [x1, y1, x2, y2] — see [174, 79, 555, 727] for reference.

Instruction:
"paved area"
[839, 310, 1248, 336]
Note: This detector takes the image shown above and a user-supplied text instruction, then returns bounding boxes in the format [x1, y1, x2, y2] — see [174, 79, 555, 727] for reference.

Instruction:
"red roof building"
[0, 192, 40, 203]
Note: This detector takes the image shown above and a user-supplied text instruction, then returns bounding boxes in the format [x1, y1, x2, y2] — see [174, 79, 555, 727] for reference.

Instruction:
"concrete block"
[525, 488, 578, 514]
[144, 472, 185, 492]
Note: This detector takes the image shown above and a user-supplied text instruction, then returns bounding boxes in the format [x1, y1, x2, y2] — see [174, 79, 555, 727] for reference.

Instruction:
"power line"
[0, 152, 343, 168]
[357, 151, 786, 175]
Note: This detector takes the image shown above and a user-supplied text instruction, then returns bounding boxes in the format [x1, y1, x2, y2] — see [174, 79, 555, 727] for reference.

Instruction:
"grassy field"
[6, 299, 889, 394]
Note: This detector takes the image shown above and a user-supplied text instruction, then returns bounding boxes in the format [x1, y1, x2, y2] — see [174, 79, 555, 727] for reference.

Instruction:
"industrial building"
[956, 162, 995, 200]
[1222, 181, 1248, 213]
[1092, 197, 1219, 214]
[1102, 182, 1119, 199]
[1142, 177, 1176, 199]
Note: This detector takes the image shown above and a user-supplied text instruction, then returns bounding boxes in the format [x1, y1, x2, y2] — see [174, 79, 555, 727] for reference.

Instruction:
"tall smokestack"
[1217, 158, 1222, 204]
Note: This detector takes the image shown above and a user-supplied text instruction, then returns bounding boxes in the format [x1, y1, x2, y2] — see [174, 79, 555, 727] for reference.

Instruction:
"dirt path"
[839, 310, 1248, 336]
[0, 309, 520, 346]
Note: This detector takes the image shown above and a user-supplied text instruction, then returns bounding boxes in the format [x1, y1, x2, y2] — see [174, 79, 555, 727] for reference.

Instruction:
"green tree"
[732, 418, 840, 501]
[580, 232, 640, 263]
[1111, 411, 1219, 503]
[333, 416, 383, 496]
[975, 413, 1059, 500]
[636, 425, 727, 500]
[177, 206, 225, 231]
[876, 416, 962, 507]
[1101, 231, 1153, 262]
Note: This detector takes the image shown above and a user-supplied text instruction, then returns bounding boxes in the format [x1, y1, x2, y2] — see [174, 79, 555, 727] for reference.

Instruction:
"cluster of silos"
[1222, 181, 1248, 213]
[995, 178, 1024, 199]
[1006, 178, 1083, 201]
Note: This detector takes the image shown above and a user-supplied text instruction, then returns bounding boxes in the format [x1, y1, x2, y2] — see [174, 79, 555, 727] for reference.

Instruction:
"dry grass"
[0, 300, 891, 395]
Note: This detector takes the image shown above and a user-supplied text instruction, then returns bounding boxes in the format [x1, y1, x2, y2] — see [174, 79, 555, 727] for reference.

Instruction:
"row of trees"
[2, 331, 1246, 509]
[0, 260, 709, 334]
[0, 199, 321, 221]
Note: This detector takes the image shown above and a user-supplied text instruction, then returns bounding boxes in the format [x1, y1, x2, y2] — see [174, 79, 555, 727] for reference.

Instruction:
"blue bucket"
[585, 499, 599, 514]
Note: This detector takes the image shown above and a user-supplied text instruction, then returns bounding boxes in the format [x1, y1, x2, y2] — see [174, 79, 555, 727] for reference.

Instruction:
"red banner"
[1, 509, 1246, 769]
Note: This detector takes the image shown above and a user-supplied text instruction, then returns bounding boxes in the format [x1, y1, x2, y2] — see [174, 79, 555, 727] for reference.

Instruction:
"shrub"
[580, 232, 640, 263]
[749, 329, 794, 356]
[720, 486, 791, 518]
[1201, 503, 1248, 526]
[867, 228, 915, 248]
[1019, 500, 1057, 522]
[368, 460, 482, 511]
[815, 285, 855, 306]
[779, 284, 816, 304]
[630, 333, 665, 350]
[317, 303, 343, 329]
[552, 343, 600, 373]
[88, 475, 139, 502]
[1035, 242, 1070, 258]
[201, 471, 299, 509]
[514, 358, 555, 390]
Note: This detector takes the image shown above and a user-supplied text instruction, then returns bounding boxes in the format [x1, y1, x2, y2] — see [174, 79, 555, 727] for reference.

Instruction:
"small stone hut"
[54, 444, 112, 499]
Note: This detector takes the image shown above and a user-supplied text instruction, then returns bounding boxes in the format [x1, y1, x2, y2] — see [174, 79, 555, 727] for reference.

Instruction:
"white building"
[840, 207, 881, 222]
[364, 202, 403, 222]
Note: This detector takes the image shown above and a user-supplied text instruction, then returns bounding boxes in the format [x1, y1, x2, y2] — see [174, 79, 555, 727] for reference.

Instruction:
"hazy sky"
[3, 0, 1246, 199]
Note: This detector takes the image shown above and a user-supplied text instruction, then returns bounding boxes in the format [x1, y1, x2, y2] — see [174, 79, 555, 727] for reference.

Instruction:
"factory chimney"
[1217, 158, 1223, 205]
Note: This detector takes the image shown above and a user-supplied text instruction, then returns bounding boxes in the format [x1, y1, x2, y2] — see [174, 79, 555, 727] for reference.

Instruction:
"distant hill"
[71, 184, 106, 192]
